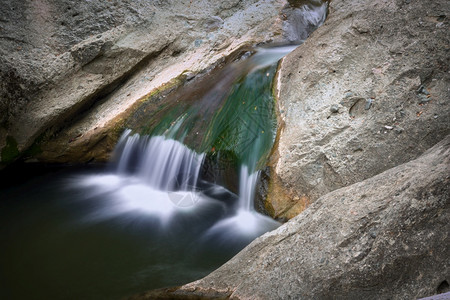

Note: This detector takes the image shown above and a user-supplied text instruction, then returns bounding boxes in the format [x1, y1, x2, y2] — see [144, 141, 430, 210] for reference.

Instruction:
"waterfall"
[239, 166, 259, 211]
[83, 40, 328, 232]
[114, 130, 204, 192]
[102, 46, 298, 232]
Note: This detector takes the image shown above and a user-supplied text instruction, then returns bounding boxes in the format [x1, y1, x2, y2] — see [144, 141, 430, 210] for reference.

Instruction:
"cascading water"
[0, 2, 328, 299]
[239, 165, 258, 211]
[115, 130, 204, 192]
[103, 45, 301, 237]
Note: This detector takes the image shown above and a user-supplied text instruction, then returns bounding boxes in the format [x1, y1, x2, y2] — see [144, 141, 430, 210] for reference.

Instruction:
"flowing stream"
[0, 2, 327, 299]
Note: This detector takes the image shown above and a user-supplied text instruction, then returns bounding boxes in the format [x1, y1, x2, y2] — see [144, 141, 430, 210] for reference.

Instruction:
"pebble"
[394, 127, 404, 134]
[365, 99, 373, 110]
[417, 85, 430, 95]
[184, 72, 195, 81]
[194, 39, 203, 47]
[330, 104, 339, 113]
[384, 125, 393, 130]
[418, 97, 431, 105]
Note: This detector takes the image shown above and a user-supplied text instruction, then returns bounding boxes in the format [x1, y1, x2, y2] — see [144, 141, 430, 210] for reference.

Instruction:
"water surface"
[0, 165, 277, 300]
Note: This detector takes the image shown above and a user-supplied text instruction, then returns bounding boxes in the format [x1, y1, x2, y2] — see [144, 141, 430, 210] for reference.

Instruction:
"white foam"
[204, 209, 280, 241]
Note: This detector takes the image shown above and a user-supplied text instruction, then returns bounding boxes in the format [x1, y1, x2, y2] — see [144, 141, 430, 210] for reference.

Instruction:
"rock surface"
[132, 135, 450, 300]
[268, 0, 450, 218]
[0, 0, 294, 166]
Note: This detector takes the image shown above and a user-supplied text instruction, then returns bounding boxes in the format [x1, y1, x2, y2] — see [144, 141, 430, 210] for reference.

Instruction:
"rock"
[330, 104, 339, 113]
[365, 98, 373, 110]
[270, 0, 450, 218]
[0, 0, 291, 167]
[394, 127, 404, 134]
[202, 16, 224, 31]
[133, 135, 450, 300]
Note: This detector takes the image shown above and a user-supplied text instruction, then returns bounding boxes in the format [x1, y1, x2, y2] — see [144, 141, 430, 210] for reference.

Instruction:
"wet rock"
[132, 135, 450, 300]
[270, 0, 450, 218]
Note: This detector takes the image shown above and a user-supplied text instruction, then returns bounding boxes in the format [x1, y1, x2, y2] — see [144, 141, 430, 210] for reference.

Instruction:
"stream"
[0, 2, 327, 299]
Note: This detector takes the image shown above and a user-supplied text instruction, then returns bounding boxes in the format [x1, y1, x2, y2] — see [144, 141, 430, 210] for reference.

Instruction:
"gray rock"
[270, 0, 450, 218]
[202, 16, 224, 31]
[133, 135, 450, 300]
[394, 127, 404, 134]
[364, 98, 373, 110]
[330, 104, 339, 113]
[0, 0, 291, 166]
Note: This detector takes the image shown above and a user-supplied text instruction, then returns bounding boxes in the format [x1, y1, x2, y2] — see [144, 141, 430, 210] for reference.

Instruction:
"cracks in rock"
[337, 199, 392, 264]
[0, 35, 29, 44]
[316, 126, 349, 146]
[272, 231, 298, 247]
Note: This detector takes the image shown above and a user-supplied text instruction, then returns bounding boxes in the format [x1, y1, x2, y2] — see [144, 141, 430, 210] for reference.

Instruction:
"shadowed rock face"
[268, 0, 450, 218]
[0, 0, 292, 166]
[131, 135, 449, 300]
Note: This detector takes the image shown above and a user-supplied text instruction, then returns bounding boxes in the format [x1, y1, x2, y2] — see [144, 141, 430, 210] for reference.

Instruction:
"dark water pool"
[0, 165, 276, 300]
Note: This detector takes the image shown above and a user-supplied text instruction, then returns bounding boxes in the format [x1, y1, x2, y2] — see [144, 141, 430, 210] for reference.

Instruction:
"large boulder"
[0, 0, 292, 166]
[268, 0, 450, 218]
[133, 135, 450, 299]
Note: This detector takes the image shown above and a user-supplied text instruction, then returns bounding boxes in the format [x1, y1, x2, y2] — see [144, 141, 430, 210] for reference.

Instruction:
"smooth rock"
[269, 0, 450, 218]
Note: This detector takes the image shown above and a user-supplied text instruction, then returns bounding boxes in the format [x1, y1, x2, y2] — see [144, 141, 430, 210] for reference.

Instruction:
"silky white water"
[83, 130, 279, 237]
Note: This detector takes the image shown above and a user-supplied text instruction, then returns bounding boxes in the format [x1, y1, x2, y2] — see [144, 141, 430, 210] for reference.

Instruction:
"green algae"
[131, 63, 278, 174]
[120, 51, 280, 180]
[201, 64, 278, 172]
